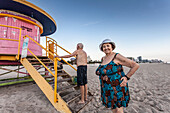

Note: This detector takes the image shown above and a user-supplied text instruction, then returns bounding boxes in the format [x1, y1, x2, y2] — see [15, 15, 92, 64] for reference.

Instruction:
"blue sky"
[27, 0, 170, 62]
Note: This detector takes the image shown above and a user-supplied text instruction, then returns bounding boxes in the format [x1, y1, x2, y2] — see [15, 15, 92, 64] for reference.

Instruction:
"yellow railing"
[46, 36, 77, 71]
[0, 24, 76, 103]
[23, 35, 59, 102]
[0, 24, 22, 60]
[46, 36, 76, 57]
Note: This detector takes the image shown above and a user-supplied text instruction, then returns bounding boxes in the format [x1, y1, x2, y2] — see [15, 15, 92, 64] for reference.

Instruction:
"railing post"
[54, 57, 58, 103]
[17, 28, 22, 60]
[46, 36, 47, 57]
[55, 42, 57, 55]
[47, 41, 49, 58]
[17, 65, 20, 78]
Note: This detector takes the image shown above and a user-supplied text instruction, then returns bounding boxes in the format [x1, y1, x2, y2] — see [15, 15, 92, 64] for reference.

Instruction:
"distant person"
[96, 39, 139, 113]
[54, 43, 88, 104]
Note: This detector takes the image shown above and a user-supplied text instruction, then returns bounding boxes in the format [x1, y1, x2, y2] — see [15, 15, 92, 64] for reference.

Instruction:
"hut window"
[21, 26, 32, 32]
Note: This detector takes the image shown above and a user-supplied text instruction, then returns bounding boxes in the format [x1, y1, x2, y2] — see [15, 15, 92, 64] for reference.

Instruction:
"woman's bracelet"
[124, 75, 130, 80]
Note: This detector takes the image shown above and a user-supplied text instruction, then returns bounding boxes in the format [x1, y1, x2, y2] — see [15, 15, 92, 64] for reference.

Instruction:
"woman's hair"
[101, 43, 115, 51]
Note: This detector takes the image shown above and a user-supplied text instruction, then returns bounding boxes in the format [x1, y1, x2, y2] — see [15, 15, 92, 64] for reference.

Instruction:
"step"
[68, 92, 93, 113]
[67, 94, 81, 104]
[38, 69, 63, 73]
[44, 75, 54, 78]
[27, 58, 51, 61]
[57, 73, 69, 77]
[61, 90, 81, 102]
[45, 73, 68, 78]
[57, 84, 77, 93]
[46, 77, 72, 84]
[30, 62, 53, 64]
[57, 78, 72, 83]
[27, 55, 49, 59]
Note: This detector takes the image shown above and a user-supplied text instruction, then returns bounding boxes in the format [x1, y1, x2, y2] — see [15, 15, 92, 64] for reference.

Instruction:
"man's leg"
[84, 84, 87, 101]
[79, 85, 85, 103]
[112, 109, 116, 113]
[116, 107, 124, 113]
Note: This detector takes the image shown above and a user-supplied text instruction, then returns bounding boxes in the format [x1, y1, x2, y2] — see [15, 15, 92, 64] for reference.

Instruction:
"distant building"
[137, 56, 142, 63]
[150, 59, 163, 63]
[87, 56, 92, 62]
[127, 57, 135, 61]
[135, 56, 163, 63]
[142, 59, 149, 63]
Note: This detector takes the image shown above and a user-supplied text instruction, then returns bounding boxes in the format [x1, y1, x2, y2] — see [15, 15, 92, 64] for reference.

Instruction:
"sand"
[0, 63, 170, 113]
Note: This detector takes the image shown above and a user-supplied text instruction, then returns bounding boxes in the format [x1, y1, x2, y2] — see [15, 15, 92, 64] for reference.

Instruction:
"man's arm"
[55, 50, 77, 58]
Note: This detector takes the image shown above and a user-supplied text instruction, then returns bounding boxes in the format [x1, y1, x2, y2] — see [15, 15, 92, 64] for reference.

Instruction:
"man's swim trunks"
[77, 65, 87, 86]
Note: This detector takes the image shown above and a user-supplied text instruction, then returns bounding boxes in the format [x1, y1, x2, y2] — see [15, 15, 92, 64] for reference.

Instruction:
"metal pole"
[17, 65, 20, 78]
[54, 57, 58, 102]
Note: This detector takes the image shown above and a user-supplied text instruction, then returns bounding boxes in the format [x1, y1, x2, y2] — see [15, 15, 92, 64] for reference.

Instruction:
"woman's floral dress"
[96, 53, 130, 109]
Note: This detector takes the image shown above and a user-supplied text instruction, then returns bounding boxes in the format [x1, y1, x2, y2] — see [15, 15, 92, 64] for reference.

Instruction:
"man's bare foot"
[85, 98, 88, 101]
[78, 100, 85, 104]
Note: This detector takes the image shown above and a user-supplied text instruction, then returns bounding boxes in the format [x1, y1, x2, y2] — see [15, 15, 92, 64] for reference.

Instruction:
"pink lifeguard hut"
[0, 0, 56, 62]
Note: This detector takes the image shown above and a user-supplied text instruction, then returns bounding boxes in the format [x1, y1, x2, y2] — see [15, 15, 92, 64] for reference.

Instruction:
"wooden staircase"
[20, 56, 93, 113]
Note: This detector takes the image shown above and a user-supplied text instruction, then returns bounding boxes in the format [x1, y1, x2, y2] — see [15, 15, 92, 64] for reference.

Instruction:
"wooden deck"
[0, 54, 48, 66]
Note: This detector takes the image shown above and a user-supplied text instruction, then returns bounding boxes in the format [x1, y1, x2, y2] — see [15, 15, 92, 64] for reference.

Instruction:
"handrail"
[46, 36, 57, 43]
[60, 58, 77, 71]
[46, 36, 76, 58]
[27, 48, 55, 77]
[56, 44, 72, 55]
[46, 36, 56, 57]
[47, 44, 77, 71]
[24, 35, 77, 102]
[23, 35, 58, 102]
[0, 38, 19, 41]
[24, 35, 57, 60]
[23, 35, 77, 103]
[0, 24, 22, 60]
[46, 36, 77, 71]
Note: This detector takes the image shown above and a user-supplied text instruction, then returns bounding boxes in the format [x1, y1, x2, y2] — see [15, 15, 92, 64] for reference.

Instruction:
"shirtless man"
[54, 43, 87, 104]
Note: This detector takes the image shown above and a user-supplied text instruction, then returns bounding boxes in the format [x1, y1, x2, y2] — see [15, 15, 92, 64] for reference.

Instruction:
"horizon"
[27, 0, 170, 62]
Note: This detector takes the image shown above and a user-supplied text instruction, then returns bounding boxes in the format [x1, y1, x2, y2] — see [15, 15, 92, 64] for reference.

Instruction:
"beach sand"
[0, 63, 170, 113]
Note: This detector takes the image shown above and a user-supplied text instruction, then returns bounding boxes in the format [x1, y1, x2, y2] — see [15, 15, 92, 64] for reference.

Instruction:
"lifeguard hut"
[0, 0, 93, 113]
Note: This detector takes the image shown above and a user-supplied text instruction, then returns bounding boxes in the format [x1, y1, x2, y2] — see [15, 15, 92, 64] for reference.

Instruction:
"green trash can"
[72, 76, 77, 85]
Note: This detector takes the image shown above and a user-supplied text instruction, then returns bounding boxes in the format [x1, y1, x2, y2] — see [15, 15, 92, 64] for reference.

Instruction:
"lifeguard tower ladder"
[0, 0, 93, 113]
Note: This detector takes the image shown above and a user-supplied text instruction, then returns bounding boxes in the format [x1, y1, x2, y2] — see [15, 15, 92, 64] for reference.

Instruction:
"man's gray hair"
[77, 43, 83, 49]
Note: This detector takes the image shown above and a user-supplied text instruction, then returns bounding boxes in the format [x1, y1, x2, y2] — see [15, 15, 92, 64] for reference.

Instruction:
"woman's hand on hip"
[120, 77, 127, 87]
[103, 75, 108, 81]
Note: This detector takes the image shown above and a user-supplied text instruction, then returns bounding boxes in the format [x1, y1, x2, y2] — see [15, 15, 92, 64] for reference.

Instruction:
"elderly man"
[54, 43, 88, 104]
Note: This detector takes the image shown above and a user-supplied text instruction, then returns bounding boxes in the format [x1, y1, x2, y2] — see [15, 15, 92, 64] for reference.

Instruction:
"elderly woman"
[96, 39, 139, 113]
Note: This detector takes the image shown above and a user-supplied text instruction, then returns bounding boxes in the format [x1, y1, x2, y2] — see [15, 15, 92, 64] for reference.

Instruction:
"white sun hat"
[99, 39, 116, 51]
